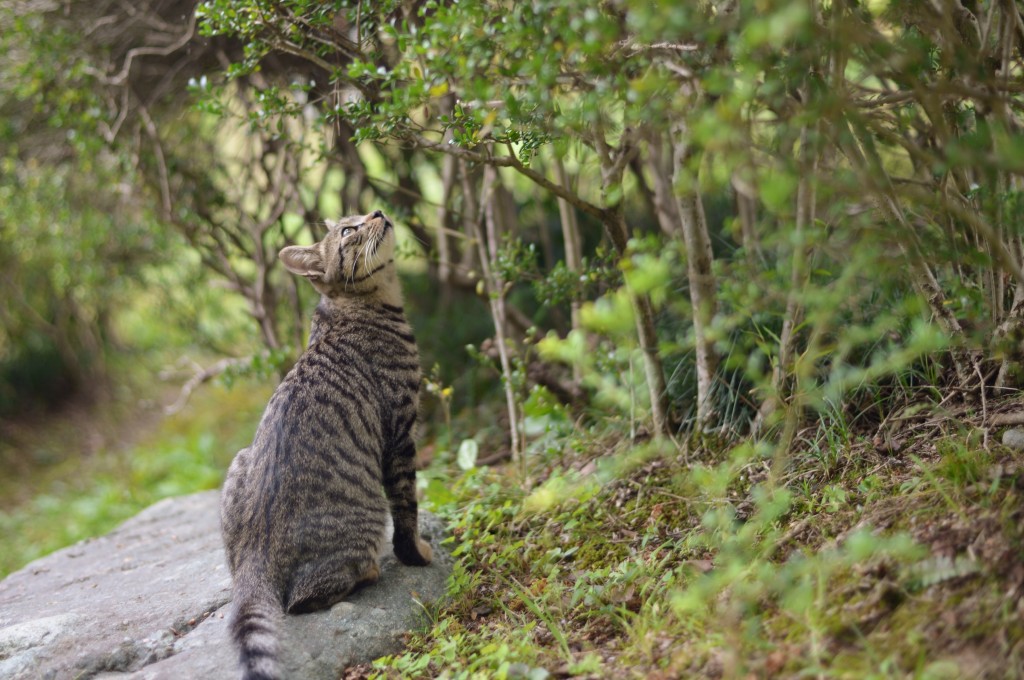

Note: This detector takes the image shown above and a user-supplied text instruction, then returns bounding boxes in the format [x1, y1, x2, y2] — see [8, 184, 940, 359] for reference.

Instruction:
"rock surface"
[1001, 428, 1024, 450]
[0, 490, 450, 680]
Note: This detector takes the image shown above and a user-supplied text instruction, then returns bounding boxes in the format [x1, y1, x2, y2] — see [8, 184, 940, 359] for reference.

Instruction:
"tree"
[10, 0, 1024, 447]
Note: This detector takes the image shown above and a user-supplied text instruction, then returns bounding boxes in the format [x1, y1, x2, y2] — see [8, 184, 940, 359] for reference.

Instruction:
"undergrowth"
[368, 394, 1024, 680]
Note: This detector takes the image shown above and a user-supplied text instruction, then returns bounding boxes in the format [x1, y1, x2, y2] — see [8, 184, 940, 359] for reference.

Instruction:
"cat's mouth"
[367, 220, 392, 258]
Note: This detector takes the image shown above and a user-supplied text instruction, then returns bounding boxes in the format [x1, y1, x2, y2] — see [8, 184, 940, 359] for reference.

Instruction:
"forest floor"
[3, 381, 1023, 678]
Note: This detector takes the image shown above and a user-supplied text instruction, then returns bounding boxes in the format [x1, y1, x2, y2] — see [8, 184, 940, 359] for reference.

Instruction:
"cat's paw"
[395, 536, 433, 566]
[415, 537, 433, 564]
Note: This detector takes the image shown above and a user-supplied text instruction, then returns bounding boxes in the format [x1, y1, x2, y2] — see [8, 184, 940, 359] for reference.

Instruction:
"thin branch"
[163, 355, 263, 415]
[136, 101, 172, 218]
[411, 135, 608, 223]
[103, 11, 196, 86]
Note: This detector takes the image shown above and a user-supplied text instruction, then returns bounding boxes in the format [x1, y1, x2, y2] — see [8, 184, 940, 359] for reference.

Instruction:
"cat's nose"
[370, 210, 384, 219]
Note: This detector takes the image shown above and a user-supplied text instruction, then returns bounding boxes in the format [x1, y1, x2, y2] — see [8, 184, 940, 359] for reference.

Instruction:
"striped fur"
[220, 211, 432, 680]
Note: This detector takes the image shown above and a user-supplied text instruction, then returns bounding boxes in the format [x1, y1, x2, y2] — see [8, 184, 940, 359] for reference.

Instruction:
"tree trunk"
[647, 125, 719, 429]
[763, 125, 818, 424]
[553, 155, 584, 381]
[605, 205, 671, 436]
[434, 96, 458, 289]
[473, 165, 523, 460]
[732, 173, 762, 264]
[335, 121, 368, 215]
[435, 147, 458, 287]
[459, 159, 481, 276]
[591, 132, 672, 436]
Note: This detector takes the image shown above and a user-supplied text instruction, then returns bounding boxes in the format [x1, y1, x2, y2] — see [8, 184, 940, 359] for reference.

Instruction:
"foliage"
[0, 1, 238, 412]
[0, 152, 170, 413]
[13, 0, 1024, 439]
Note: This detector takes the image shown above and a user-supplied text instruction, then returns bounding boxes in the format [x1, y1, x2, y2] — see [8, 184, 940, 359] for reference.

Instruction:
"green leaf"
[456, 439, 479, 470]
[760, 172, 798, 214]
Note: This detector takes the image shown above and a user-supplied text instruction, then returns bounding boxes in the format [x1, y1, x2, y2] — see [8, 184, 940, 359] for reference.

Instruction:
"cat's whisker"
[361, 238, 372, 274]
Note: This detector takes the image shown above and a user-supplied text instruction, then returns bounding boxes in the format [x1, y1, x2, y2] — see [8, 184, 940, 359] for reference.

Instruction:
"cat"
[220, 210, 433, 680]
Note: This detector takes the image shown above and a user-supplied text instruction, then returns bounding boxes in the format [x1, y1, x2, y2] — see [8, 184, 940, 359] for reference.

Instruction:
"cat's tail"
[229, 564, 282, 680]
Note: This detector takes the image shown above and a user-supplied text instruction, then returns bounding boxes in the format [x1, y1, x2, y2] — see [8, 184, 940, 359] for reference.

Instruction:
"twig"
[988, 412, 1024, 427]
[136, 102, 172, 218]
[104, 12, 197, 86]
[975, 361, 989, 449]
[412, 135, 609, 223]
[164, 356, 260, 415]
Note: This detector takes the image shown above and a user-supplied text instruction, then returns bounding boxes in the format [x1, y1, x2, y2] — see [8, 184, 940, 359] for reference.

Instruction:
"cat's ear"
[280, 245, 325, 279]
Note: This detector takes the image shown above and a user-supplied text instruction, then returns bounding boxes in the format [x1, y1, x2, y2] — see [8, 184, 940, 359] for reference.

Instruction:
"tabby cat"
[220, 210, 433, 680]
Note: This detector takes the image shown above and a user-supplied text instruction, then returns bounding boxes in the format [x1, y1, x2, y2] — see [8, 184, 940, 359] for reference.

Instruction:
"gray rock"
[1002, 428, 1024, 450]
[0, 490, 450, 680]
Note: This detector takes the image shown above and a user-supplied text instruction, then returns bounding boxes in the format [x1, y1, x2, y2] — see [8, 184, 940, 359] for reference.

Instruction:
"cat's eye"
[341, 227, 356, 237]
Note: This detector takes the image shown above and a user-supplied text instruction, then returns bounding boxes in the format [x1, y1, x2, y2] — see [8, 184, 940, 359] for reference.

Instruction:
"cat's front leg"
[383, 436, 432, 566]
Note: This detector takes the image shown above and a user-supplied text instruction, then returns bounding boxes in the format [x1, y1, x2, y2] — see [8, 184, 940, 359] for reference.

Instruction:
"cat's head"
[280, 210, 396, 297]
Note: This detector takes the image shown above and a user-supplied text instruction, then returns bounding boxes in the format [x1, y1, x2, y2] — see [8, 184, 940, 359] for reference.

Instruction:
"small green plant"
[935, 439, 991, 489]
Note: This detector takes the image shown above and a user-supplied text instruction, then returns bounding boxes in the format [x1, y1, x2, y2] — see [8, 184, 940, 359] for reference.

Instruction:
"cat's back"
[238, 305, 413, 479]
[289, 301, 420, 417]
[222, 307, 414, 585]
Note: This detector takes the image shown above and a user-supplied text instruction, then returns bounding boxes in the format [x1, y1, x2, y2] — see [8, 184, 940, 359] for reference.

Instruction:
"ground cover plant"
[366, 397, 1024, 678]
